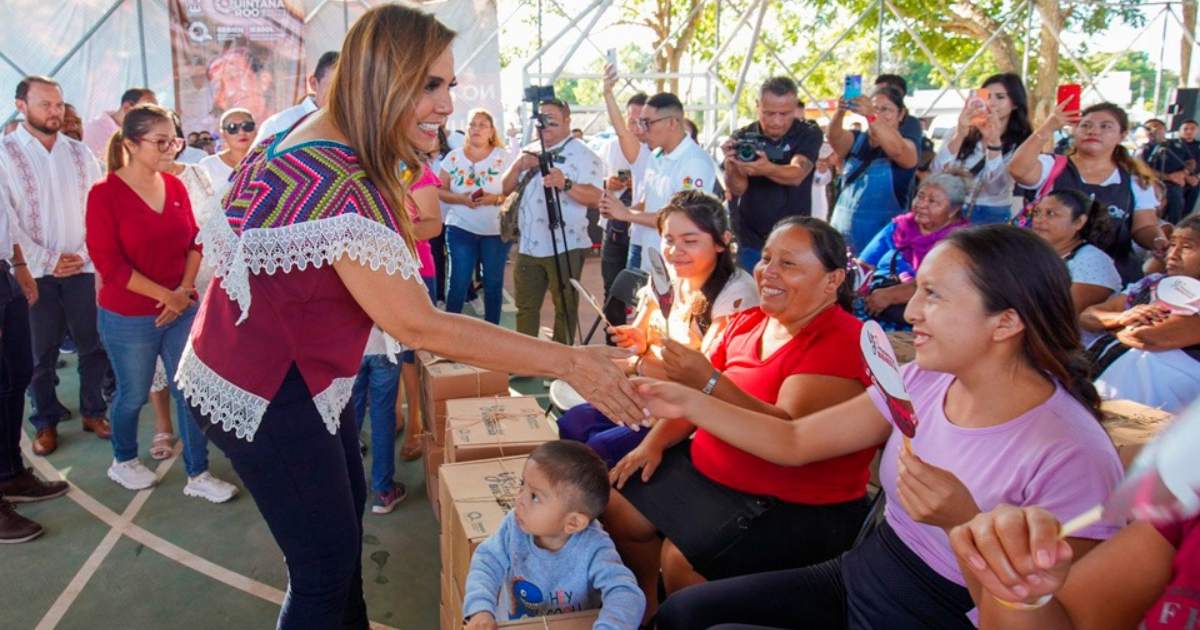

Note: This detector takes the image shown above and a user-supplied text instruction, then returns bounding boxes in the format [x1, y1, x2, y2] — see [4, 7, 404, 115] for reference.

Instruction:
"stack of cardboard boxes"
[437, 455, 598, 628]
[420, 353, 584, 627]
[438, 455, 527, 627]
[417, 351, 511, 521]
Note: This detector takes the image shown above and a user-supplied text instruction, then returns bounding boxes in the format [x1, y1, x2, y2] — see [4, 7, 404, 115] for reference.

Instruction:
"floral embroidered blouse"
[439, 146, 511, 236]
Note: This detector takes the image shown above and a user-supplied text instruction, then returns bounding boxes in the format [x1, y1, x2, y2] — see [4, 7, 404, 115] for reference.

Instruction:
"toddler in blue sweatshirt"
[462, 441, 645, 629]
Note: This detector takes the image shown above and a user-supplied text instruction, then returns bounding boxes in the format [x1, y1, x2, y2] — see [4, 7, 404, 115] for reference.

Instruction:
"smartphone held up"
[843, 74, 863, 104]
[1057, 83, 1082, 114]
[968, 87, 989, 128]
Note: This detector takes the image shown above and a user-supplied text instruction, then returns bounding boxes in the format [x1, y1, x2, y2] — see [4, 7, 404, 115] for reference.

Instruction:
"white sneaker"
[108, 459, 157, 491]
[183, 472, 239, 504]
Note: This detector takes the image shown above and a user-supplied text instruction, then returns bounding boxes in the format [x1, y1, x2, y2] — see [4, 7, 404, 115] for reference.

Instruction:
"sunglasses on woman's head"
[223, 121, 256, 134]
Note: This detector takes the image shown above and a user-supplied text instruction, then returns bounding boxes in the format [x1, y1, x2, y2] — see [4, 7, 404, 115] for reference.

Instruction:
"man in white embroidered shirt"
[598, 92, 718, 271]
[500, 98, 604, 345]
[0, 76, 110, 456]
[252, 51, 339, 149]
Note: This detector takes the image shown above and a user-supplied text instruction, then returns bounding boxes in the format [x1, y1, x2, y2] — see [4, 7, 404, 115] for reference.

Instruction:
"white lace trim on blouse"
[175, 341, 271, 441]
[195, 194, 422, 325]
[176, 341, 359, 441]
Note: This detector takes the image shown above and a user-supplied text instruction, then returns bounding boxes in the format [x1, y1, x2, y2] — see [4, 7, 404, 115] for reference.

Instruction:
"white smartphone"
[606, 48, 618, 72]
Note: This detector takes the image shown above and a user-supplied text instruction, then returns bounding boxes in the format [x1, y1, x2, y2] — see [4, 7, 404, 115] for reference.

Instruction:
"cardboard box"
[1100, 399, 1173, 448]
[441, 569, 461, 629]
[425, 433, 446, 522]
[446, 397, 556, 463]
[497, 610, 602, 628]
[886, 331, 916, 364]
[439, 455, 528, 595]
[418, 351, 511, 445]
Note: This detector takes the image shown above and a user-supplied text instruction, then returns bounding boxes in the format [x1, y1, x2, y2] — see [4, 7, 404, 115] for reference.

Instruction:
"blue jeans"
[737, 246, 761, 272]
[351, 355, 400, 495]
[445, 225, 510, 324]
[627, 244, 643, 271]
[98, 306, 208, 477]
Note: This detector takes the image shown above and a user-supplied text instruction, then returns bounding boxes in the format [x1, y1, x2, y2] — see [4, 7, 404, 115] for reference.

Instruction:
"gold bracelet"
[993, 594, 1053, 611]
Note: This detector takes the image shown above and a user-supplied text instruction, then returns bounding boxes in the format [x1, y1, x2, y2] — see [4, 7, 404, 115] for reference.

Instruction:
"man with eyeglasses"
[0, 76, 110, 456]
[599, 92, 718, 271]
[500, 98, 605, 344]
[723, 77, 824, 271]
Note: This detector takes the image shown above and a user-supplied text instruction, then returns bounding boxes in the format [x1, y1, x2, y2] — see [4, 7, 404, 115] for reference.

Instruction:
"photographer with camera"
[723, 77, 823, 270]
[500, 97, 605, 345]
[599, 92, 718, 271]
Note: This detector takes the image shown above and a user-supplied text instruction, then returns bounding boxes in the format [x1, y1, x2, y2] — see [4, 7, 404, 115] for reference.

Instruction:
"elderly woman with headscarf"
[856, 171, 972, 326]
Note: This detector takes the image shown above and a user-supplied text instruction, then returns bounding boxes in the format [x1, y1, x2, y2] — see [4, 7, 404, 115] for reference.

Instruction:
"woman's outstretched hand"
[565, 345, 647, 426]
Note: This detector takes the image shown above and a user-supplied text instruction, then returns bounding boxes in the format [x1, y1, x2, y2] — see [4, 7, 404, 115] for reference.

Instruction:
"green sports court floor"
[2, 254, 600, 630]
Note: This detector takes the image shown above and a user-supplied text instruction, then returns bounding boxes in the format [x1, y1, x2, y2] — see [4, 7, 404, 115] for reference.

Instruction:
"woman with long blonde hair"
[173, 6, 642, 627]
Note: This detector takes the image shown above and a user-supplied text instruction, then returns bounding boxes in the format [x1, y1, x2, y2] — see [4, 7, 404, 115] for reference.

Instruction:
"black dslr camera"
[732, 131, 787, 163]
[523, 85, 558, 129]
[523, 85, 556, 103]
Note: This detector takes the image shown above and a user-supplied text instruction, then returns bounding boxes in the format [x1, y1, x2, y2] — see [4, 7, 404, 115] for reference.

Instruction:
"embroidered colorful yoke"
[175, 135, 420, 441]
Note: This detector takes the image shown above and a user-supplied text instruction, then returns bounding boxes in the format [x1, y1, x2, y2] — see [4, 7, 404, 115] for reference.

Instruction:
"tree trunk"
[1183, 0, 1197, 86]
[1033, 0, 1063, 130]
[938, 5, 1020, 75]
[647, 0, 704, 95]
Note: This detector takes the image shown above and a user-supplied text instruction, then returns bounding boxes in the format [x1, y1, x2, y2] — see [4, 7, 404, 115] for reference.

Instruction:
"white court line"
[20, 435, 401, 630]
[26, 434, 177, 630]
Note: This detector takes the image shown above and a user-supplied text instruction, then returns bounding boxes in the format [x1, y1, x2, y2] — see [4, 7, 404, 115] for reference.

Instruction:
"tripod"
[529, 103, 581, 345]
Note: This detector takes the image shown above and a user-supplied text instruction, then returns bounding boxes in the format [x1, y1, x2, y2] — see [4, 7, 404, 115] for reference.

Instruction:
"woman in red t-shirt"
[603, 217, 876, 620]
[951, 503, 1200, 630]
[87, 104, 236, 502]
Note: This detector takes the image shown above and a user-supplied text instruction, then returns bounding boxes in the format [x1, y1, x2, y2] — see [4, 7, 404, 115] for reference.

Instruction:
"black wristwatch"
[563, 178, 574, 192]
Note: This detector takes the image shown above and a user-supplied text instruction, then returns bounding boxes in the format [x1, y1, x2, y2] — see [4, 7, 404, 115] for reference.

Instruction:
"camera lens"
[736, 143, 756, 162]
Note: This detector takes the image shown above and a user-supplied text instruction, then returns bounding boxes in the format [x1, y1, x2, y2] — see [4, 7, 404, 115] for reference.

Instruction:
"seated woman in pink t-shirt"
[638, 225, 1124, 630]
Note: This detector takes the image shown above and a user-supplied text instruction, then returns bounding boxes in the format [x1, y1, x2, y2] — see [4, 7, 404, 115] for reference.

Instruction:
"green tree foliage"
[500, 0, 1152, 128]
